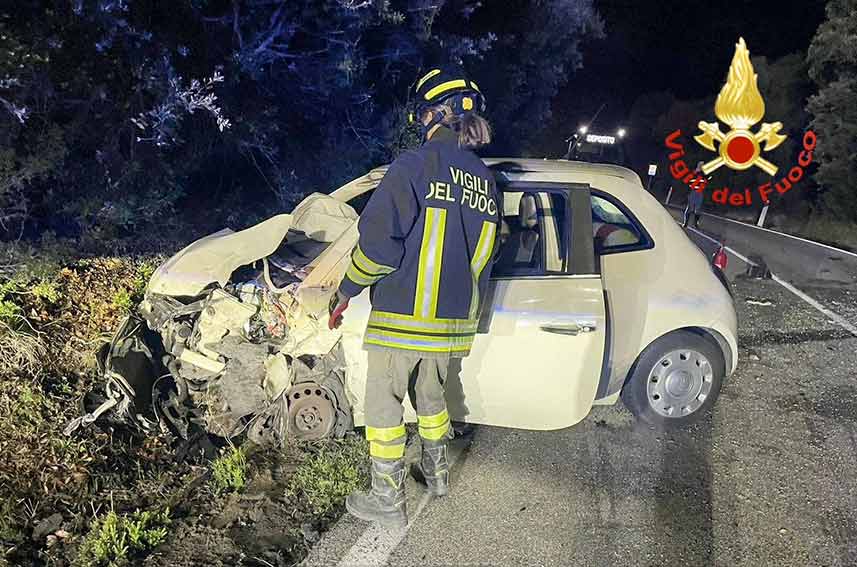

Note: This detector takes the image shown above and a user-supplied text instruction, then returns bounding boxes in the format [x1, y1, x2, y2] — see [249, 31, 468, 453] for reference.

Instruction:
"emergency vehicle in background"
[565, 125, 628, 167]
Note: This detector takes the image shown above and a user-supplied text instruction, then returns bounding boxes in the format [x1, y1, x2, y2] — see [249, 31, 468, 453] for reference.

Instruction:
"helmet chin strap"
[419, 107, 448, 141]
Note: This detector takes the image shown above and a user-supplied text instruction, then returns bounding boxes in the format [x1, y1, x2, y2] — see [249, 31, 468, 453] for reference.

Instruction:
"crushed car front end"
[68, 193, 362, 445]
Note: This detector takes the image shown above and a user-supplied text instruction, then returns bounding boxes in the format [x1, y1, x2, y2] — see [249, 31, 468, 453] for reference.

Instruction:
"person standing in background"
[684, 161, 707, 228]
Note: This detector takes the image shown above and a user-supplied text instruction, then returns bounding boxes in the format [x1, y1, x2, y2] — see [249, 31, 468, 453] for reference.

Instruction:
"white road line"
[685, 224, 857, 337]
[336, 448, 463, 567]
[335, 493, 430, 567]
[770, 274, 857, 337]
[685, 225, 759, 266]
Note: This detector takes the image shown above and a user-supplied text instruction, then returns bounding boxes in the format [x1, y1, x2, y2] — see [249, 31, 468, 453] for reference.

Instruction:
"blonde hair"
[427, 103, 492, 149]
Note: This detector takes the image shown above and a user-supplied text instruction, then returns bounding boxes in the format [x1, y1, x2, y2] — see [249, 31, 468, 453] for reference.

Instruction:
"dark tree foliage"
[461, 0, 604, 155]
[807, 0, 857, 220]
[0, 0, 602, 241]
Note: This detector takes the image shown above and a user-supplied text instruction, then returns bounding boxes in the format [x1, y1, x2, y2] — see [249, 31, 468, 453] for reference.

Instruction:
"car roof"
[483, 158, 642, 186]
[330, 159, 643, 203]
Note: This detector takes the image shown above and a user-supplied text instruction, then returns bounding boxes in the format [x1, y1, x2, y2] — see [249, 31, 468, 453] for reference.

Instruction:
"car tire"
[621, 330, 724, 426]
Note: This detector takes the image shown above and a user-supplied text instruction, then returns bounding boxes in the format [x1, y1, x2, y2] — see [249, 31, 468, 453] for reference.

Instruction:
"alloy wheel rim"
[646, 349, 713, 418]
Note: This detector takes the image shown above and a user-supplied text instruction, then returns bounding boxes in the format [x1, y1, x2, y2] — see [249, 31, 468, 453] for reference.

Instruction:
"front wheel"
[621, 331, 724, 426]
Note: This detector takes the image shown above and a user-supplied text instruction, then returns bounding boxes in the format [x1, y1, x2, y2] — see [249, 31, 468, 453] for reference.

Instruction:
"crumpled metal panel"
[147, 215, 294, 298]
[146, 192, 358, 298]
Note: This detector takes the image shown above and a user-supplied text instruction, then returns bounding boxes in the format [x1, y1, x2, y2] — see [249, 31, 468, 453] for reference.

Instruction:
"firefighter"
[328, 64, 497, 528]
[683, 161, 707, 228]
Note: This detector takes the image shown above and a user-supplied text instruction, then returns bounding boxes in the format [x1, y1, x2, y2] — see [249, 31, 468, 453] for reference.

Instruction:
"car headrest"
[519, 194, 538, 229]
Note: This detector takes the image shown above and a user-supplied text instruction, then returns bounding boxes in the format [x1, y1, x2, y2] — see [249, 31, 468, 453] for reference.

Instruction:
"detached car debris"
[67, 194, 360, 444]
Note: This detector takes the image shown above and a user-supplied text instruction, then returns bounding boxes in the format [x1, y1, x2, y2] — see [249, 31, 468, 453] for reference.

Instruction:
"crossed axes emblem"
[694, 120, 786, 176]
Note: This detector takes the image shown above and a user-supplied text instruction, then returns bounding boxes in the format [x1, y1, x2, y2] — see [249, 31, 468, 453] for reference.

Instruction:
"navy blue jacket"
[339, 127, 499, 356]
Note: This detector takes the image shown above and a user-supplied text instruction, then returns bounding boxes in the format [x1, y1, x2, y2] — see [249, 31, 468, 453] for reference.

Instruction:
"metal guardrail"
[665, 204, 857, 286]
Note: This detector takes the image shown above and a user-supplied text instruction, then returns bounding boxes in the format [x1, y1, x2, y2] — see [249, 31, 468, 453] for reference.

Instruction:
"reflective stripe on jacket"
[338, 126, 499, 357]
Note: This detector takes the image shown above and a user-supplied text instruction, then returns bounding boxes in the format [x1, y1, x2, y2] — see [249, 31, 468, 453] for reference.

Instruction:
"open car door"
[447, 184, 607, 430]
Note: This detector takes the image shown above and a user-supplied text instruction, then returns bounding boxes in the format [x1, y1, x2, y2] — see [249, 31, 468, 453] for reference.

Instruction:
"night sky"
[542, 0, 826, 155]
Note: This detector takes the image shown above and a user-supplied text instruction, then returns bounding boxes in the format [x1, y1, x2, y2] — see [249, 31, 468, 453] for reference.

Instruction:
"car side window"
[591, 194, 643, 254]
[493, 191, 568, 277]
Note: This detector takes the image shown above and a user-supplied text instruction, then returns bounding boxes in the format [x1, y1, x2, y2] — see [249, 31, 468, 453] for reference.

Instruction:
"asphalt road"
[304, 220, 857, 567]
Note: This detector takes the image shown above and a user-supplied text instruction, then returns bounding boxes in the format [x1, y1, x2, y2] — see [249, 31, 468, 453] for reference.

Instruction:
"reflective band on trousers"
[418, 409, 450, 428]
[418, 409, 450, 440]
[469, 221, 496, 320]
[419, 422, 450, 441]
[414, 207, 447, 319]
[370, 441, 406, 459]
[366, 424, 406, 443]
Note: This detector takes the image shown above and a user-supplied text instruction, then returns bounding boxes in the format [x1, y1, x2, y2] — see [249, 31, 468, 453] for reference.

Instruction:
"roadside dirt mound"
[1, 254, 368, 567]
[147, 441, 367, 567]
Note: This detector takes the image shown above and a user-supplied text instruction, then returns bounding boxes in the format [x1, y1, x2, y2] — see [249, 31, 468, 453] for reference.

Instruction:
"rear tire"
[621, 330, 724, 426]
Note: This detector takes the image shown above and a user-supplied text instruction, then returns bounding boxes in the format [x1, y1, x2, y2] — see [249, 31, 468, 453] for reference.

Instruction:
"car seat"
[497, 194, 540, 269]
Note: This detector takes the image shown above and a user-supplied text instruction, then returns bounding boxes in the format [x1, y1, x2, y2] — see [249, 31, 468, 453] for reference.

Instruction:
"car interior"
[494, 191, 568, 276]
[590, 194, 641, 253]
[497, 193, 541, 270]
[492, 189, 647, 277]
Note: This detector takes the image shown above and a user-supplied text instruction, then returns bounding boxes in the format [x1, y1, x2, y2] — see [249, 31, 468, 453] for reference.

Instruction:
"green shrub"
[0, 279, 23, 326]
[288, 437, 369, 516]
[801, 214, 857, 251]
[111, 289, 133, 312]
[129, 261, 156, 303]
[31, 280, 61, 303]
[211, 445, 248, 494]
[0, 299, 22, 327]
[75, 508, 170, 567]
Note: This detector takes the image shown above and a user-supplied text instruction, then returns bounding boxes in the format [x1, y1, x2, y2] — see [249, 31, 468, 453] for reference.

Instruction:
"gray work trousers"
[365, 349, 451, 429]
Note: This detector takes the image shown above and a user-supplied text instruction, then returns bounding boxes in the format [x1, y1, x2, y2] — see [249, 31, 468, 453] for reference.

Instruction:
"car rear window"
[591, 194, 644, 254]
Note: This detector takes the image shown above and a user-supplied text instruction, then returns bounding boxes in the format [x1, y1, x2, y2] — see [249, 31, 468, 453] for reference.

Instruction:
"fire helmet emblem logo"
[694, 38, 787, 176]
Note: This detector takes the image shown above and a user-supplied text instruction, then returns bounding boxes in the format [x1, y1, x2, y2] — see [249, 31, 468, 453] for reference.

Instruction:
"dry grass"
[0, 322, 47, 376]
[0, 256, 184, 566]
[0, 251, 368, 566]
[794, 215, 857, 251]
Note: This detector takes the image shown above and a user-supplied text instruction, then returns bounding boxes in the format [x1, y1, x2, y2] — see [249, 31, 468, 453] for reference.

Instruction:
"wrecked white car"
[69, 160, 739, 445]
[67, 192, 362, 443]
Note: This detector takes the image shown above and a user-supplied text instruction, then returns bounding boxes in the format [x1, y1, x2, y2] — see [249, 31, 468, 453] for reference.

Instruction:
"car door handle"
[539, 322, 597, 336]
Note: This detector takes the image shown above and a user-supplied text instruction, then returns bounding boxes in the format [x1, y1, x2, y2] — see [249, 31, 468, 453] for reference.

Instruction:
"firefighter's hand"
[328, 291, 350, 330]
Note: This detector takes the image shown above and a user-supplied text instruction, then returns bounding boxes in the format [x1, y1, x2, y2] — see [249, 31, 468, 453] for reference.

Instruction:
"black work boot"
[346, 457, 407, 528]
[411, 438, 449, 497]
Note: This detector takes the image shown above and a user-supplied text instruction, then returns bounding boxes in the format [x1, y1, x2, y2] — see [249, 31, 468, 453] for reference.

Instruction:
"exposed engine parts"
[67, 226, 355, 446]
